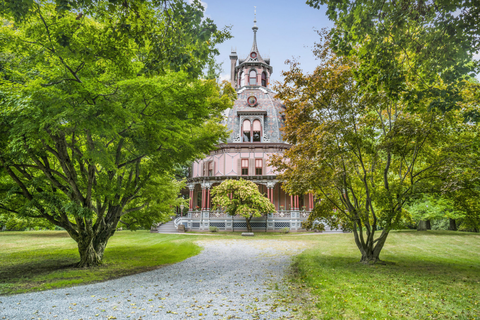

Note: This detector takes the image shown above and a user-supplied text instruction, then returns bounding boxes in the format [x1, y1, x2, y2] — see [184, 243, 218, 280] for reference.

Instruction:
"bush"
[280, 227, 290, 234]
[209, 226, 219, 232]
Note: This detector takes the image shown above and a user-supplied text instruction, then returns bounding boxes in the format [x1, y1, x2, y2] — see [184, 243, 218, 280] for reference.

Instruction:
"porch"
[174, 209, 311, 232]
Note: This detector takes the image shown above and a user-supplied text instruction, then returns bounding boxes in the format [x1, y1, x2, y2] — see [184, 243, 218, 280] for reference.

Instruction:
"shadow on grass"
[0, 237, 201, 295]
[391, 229, 480, 237]
[0, 231, 71, 238]
[0, 258, 78, 283]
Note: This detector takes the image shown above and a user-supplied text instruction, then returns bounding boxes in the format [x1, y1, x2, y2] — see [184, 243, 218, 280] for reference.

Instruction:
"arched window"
[242, 120, 251, 142]
[252, 120, 262, 142]
[239, 71, 244, 87]
[261, 72, 267, 87]
[249, 70, 257, 85]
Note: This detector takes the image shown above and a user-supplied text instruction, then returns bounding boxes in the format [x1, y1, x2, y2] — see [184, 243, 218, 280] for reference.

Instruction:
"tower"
[177, 10, 314, 232]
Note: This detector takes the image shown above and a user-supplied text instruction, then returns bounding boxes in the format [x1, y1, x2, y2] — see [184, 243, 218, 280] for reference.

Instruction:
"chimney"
[229, 47, 238, 87]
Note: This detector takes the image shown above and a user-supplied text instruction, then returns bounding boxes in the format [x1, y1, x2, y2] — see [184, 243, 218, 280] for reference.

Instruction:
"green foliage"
[280, 227, 289, 234]
[211, 179, 275, 232]
[272, 32, 469, 263]
[307, 0, 480, 114]
[0, 213, 55, 230]
[0, 1, 234, 266]
[209, 226, 219, 232]
[405, 194, 463, 223]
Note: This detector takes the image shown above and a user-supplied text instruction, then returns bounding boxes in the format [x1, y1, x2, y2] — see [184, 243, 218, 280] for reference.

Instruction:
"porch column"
[201, 181, 213, 211]
[267, 181, 276, 207]
[207, 188, 211, 210]
[187, 184, 195, 211]
[290, 195, 293, 210]
[295, 195, 299, 210]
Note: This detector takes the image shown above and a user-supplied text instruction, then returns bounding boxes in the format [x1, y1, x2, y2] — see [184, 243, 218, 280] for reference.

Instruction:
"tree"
[405, 194, 462, 231]
[0, 2, 234, 266]
[271, 33, 458, 264]
[210, 179, 275, 233]
[306, 0, 480, 115]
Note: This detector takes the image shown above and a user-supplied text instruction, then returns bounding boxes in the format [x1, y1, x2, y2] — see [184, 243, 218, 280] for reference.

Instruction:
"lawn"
[1, 229, 479, 320]
[0, 230, 201, 295]
[282, 230, 480, 319]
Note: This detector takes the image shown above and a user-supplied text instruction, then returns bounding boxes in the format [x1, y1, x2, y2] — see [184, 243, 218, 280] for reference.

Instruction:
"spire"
[251, 6, 258, 53]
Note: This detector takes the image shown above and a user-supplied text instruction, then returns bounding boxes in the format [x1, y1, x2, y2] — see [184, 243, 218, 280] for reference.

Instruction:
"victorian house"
[174, 18, 314, 231]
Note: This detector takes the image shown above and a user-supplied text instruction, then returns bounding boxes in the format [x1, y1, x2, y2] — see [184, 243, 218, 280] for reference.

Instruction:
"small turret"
[234, 7, 273, 88]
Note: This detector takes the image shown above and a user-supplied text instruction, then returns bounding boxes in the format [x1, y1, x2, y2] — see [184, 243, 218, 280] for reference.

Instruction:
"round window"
[250, 52, 257, 59]
[247, 96, 257, 106]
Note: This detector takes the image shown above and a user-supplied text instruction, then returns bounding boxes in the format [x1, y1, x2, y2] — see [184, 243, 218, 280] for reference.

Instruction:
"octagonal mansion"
[175, 19, 315, 232]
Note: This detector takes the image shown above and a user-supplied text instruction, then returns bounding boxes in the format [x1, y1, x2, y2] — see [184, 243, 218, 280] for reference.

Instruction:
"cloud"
[188, 0, 208, 11]
[219, 73, 230, 82]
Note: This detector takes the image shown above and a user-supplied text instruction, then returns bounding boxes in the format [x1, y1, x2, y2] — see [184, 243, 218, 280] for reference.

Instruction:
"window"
[208, 161, 213, 177]
[242, 120, 251, 142]
[241, 159, 249, 175]
[255, 159, 263, 175]
[249, 70, 257, 85]
[252, 120, 261, 142]
[261, 72, 267, 87]
[239, 71, 244, 87]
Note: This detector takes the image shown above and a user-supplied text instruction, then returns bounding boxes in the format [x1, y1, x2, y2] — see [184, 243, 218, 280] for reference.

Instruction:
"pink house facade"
[175, 19, 314, 231]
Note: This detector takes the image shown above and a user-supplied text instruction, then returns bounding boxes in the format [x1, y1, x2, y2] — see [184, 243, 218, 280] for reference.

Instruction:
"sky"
[196, 1, 480, 84]
[192, 0, 334, 85]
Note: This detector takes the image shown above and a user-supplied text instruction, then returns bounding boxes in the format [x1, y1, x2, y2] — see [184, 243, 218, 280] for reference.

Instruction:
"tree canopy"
[211, 179, 275, 233]
[306, 0, 480, 116]
[0, 1, 235, 266]
[271, 32, 470, 263]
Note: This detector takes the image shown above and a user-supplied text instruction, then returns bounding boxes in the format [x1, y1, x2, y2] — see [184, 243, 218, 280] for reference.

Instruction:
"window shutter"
[237, 158, 241, 175]
[213, 161, 216, 176]
[263, 159, 266, 176]
[203, 162, 207, 176]
[249, 158, 254, 176]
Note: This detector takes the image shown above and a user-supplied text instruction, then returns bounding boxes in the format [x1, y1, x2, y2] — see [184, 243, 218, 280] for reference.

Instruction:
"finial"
[254, 6, 257, 27]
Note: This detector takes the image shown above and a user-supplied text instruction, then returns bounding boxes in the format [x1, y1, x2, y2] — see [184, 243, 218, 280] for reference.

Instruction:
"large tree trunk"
[352, 226, 389, 264]
[448, 218, 457, 231]
[72, 218, 118, 267]
[77, 238, 103, 267]
[426, 220, 431, 230]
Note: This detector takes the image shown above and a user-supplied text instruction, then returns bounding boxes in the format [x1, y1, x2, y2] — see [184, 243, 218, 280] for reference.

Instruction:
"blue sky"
[194, 0, 334, 85]
[197, 1, 479, 84]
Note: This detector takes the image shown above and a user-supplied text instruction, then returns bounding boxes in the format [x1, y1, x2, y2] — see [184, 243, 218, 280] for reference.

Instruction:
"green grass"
[0, 230, 201, 295]
[283, 230, 480, 319]
[1, 229, 479, 320]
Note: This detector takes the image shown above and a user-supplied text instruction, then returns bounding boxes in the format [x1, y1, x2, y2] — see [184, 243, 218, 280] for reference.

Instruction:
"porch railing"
[185, 209, 311, 219]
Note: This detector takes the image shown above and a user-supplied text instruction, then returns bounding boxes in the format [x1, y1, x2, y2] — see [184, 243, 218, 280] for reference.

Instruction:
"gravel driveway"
[1, 239, 309, 320]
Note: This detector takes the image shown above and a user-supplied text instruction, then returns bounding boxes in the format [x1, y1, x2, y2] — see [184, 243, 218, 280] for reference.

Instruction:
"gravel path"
[1, 239, 309, 320]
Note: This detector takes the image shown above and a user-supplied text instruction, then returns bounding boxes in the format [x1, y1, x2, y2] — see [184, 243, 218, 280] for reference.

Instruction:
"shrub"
[280, 227, 290, 234]
[209, 226, 219, 232]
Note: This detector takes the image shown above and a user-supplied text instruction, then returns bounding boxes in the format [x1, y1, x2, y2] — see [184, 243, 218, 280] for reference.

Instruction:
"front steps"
[151, 221, 179, 234]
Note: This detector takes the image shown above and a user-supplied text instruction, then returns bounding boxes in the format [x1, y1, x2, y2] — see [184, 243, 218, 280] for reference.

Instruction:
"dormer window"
[242, 120, 251, 142]
[249, 70, 257, 85]
[253, 120, 261, 142]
